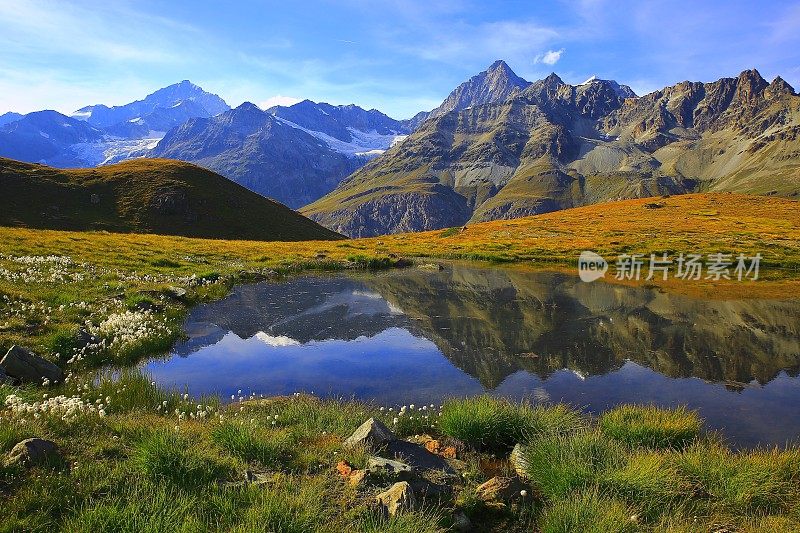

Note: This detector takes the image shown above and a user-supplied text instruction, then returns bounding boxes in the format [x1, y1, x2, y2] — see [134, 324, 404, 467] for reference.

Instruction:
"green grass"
[438, 396, 529, 451]
[539, 489, 637, 533]
[131, 430, 233, 490]
[599, 405, 702, 449]
[3, 382, 800, 531]
[211, 423, 296, 469]
[0, 157, 342, 242]
[522, 431, 626, 499]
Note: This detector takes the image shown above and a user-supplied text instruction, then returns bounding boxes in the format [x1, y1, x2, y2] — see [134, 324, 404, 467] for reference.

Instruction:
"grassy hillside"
[0, 157, 342, 241]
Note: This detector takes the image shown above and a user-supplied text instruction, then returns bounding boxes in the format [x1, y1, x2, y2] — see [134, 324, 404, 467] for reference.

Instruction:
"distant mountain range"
[151, 100, 411, 208]
[0, 157, 341, 241]
[304, 63, 800, 236]
[1, 61, 798, 236]
[0, 81, 230, 167]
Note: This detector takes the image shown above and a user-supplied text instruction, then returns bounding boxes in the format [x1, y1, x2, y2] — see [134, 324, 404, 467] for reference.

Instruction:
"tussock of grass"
[671, 442, 800, 515]
[439, 396, 528, 451]
[600, 405, 702, 449]
[211, 423, 296, 469]
[131, 430, 233, 490]
[523, 431, 625, 499]
[600, 451, 688, 519]
[539, 489, 637, 533]
[523, 403, 586, 438]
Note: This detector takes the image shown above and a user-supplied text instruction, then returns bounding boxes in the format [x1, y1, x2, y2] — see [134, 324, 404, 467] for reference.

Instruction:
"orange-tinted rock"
[336, 460, 353, 477]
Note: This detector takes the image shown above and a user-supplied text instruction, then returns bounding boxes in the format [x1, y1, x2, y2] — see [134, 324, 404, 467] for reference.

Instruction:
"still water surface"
[144, 265, 800, 447]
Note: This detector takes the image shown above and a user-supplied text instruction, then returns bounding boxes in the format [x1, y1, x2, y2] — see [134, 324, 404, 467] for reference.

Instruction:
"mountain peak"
[428, 60, 530, 119]
[543, 72, 565, 85]
[734, 68, 768, 102]
[765, 76, 796, 99]
[487, 59, 512, 72]
[234, 101, 264, 113]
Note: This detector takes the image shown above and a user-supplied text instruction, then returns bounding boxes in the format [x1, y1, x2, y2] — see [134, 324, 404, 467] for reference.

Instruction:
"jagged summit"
[426, 60, 532, 119]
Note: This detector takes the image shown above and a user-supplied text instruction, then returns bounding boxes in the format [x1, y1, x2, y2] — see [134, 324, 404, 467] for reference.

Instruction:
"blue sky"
[1, 0, 799, 119]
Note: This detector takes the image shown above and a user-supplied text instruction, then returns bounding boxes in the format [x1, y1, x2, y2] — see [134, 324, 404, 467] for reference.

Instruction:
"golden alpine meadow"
[2, 190, 800, 531]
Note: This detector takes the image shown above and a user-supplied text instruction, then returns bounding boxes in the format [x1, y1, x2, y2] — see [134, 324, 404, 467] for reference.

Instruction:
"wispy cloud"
[0, 1, 199, 64]
[535, 49, 565, 65]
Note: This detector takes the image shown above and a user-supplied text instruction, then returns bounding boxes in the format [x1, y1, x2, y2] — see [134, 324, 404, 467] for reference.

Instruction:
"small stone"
[424, 439, 440, 454]
[453, 510, 472, 532]
[336, 460, 353, 477]
[75, 328, 100, 350]
[376, 481, 415, 516]
[509, 443, 529, 479]
[343, 418, 395, 450]
[347, 469, 368, 487]
[475, 476, 533, 504]
[385, 440, 457, 475]
[0, 346, 64, 384]
[5, 438, 59, 468]
[166, 286, 187, 300]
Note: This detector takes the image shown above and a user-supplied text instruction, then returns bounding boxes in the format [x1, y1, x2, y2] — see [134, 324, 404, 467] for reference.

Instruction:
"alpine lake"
[142, 263, 800, 448]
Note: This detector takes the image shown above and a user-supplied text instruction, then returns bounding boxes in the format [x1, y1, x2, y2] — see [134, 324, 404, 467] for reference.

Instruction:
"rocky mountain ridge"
[303, 65, 800, 237]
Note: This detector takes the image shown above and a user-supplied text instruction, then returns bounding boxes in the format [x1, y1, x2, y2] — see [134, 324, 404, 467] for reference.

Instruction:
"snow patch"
[67, 134, 164, 166]
[274, 117, 405, 158]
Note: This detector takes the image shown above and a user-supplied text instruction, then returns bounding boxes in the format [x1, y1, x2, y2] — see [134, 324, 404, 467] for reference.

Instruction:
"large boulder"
[4, 438, 59, 468]
[376, 481, 416, 516]
[0, 346, 64, 384]
[343, 418, 395, 450]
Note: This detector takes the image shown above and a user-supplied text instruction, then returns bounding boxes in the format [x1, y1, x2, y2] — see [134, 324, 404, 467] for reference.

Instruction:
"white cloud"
[259, 95, 303, 109]
[535, 48, 565, 65]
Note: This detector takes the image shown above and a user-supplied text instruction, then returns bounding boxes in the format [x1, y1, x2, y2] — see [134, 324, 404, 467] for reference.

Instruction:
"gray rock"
[343, 418, 395, 450]
[376, 481, 415, 516]
[75, 328, 100, 349]
[0, 346, 64, 384]
[4, 438, 59, 467]
[0, 366, 13, 385]
[166, 286, 188, 300]
[368, 456, 413, 480]
[509, 443, 530, 478]
[408, 478, 453, 500]
[475, 476, 533, 504]
[453, 510, 473, 532]
[385, 439, 457, 476]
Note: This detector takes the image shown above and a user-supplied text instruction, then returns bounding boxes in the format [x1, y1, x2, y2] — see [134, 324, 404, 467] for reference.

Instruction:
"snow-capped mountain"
[0, 82, 230, 167]
[73, 80, 229, 130]
[0, 111, 105, 167]
[267, 100, 411, 157]
[149, 102, 379, 208]
[578, 75, 637, 99]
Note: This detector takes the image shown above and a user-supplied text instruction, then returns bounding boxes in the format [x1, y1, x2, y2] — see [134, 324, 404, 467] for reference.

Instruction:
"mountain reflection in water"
[145, 265, 800, 447]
